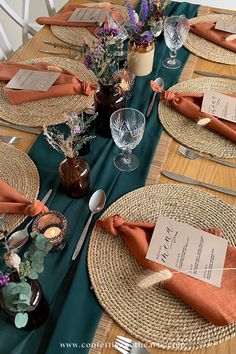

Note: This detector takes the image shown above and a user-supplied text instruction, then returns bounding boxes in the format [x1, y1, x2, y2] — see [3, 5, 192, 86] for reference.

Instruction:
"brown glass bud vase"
[58, 156, 90, 198]
[0, 277, 49, 330]
[94, 81, 125, 138]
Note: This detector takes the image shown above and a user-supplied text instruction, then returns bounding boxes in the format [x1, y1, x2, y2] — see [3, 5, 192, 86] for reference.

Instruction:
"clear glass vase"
[94, 81, 126, 138]
[58, 156, 90, 198]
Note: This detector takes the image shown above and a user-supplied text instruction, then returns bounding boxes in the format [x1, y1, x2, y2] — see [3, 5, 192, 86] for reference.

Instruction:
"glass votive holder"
[32, 211, 67, 251]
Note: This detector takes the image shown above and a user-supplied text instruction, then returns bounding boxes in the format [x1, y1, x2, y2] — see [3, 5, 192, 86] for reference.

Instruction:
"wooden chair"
[0, 0, 57, 60]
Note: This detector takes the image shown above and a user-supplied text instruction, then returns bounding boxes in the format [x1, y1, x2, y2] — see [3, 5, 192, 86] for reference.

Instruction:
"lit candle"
[44, 226, 61, 239]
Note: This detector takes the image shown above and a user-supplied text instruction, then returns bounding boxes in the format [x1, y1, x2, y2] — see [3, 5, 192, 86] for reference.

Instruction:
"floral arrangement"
[43, 111, 97, 159]
[125, 0, 169, 47]
[83, 26, 121, 85]
[0, 218, 52, 328]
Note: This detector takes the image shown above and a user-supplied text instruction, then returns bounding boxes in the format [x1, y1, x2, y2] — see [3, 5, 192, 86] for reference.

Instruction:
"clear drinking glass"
[162, 15, 190, 69]
[110, 108, 145, 171]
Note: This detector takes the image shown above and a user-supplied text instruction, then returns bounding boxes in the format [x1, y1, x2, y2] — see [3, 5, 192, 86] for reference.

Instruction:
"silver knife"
[43, 40, 84, 52]
[161, 170, 236, 196]
[194, 70, 236, 80]
[41, 189, 53, 204]
[0, 120, 41, 135]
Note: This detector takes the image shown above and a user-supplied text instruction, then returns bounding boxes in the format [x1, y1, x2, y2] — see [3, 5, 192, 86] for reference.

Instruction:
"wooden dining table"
[0, 1, 236, 354]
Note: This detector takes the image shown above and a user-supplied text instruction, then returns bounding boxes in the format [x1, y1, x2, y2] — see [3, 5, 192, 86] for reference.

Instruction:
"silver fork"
[0, 135, 21, 144]
[114, 336, 151, 354]
[39, 50, 81, 59]
[178, 145, 236, 168]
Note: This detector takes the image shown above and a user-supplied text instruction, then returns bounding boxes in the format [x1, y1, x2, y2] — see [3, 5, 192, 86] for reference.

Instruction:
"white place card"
[5, 69, 61, 92]
[68, 8, 109, 23]
[146, 216, 228, 287]
[215, 19, 236, 34]
[201, 90, 236, 124]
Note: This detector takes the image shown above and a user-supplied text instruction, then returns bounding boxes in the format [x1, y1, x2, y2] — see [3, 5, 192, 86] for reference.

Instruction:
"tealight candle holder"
[32, 211, 67, 251]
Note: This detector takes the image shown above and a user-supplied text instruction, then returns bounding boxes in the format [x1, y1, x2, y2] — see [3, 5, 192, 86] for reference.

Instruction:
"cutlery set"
[194, 70, 236, 80]
[114, 336, 150, 354]
[39, 40, 84, 59]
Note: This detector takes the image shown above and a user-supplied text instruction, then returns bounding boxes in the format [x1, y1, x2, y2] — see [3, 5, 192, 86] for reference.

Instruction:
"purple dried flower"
[125, 0, 137, 26]
[150, 0, 155, 12]
[140, 0, 149, 22]
[84, 54, 93, 70]
[0, 273, 10, 288]
[140, 31, 153, 43]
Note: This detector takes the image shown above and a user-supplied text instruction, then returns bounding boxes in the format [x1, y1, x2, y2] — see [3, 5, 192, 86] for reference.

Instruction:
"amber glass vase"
[58, 156, 90, 198]
[0, 277, 49, 330]
[94, 81, 125, 138]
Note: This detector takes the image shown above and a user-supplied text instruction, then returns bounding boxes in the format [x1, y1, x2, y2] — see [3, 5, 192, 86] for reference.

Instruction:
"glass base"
[162, 57, 181, 69]
[114, 153, 140, 172]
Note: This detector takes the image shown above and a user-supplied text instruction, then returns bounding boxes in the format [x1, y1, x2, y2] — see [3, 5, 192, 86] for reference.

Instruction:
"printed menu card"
[201, 90, 236, 124]
[68, 8, 109, 23]
[215, 19, 236, 34]
[146, 216, 228, 287]
[5, 69, 61, 92]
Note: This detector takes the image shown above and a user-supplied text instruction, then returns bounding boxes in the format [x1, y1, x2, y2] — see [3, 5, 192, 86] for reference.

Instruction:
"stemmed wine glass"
[162, 15, 190, 69]
[110, 108, 145, 171]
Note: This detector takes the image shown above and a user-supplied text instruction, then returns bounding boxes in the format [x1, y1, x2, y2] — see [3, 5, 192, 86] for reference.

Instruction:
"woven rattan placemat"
[88, 184, 236, 351]
[185, 14, 236, 65]
[51, 3, 127, 46]
[158, 77, 236, 158]
[0, 58, 96, 127]
[0, 143, 39, 232]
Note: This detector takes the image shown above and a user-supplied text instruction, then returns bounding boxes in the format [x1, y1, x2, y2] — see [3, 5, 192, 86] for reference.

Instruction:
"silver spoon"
[72, 189, 106, 261]
[7, 189, 53, 249]
[146, 77, 164, 118]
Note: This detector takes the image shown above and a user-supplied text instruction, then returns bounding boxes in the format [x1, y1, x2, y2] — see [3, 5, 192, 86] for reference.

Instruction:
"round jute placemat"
[51, 3, 128, 46]
[184, 14, 236, 65]
[88, 184, 236, 351]
[158, 77, 236, 158]
[0, 143, 39, 232]
[51, 26, 96, 47]
[0, 57, 96, 127]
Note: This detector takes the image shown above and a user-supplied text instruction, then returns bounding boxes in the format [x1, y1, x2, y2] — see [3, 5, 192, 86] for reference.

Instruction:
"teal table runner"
[0, 2, 199, 354]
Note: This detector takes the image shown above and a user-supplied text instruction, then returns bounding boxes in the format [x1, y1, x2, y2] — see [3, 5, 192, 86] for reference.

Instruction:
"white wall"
[0, 0, 235, 53]
[0, 0, 67, 51]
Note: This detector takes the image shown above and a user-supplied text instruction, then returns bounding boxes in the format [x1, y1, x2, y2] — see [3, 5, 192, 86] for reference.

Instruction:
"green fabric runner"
[0, 2, 199, 354]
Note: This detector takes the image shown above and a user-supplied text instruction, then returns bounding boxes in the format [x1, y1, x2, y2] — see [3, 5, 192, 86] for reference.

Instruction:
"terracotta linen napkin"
[98, 215, 236, 326]
[0, 179, 48, 216]
[0, 62, 98, 105]
[190, 21, 236, 53]
[36, 3, 123, 36]
[150, 81, 236, 143]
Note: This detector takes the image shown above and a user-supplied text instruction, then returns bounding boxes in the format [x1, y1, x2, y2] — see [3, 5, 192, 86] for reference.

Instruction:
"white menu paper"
[201, 90, 236, 124]
[215, 19, 236, 34]
[146, 216, 228, 287]
[68, 8, 109, 23]
[5, 69, 61, 92]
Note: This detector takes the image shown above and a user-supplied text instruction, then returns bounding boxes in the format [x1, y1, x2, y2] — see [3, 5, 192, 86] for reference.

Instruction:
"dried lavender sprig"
[140, 0, 149, 22]
[125, 0, 137, 26]
[0, 273, 10, 288]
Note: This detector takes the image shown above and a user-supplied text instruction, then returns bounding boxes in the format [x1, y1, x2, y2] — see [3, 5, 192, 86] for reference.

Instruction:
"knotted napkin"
[190, 21, 236, 53]
[150, 81, 236, 143]
[36, 2, 124, 36]
[98, 215, 236, 326]
[0, 179, 48, 216]
[0, 62, 98, 105]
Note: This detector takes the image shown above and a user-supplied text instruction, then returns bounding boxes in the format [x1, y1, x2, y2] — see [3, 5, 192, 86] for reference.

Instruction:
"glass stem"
[169, 50, 177, 63]
[121, 148, 132, 164]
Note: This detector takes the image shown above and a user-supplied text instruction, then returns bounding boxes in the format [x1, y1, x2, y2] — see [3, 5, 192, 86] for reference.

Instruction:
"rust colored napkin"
[98, 215, 236, 326]
[0, 179, 48, 216]
[36, 3, 123, 36]
[190, 21, 236, 53]
[150, 81, 236, 143]
[0, 61, 98, 105]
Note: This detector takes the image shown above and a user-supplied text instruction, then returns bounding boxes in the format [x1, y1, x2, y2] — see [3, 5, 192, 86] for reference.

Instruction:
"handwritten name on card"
[215, 19, 236, 34]
[201, 91, 236, 124]
[5, 69, 61, 92]
[146, 216, 228, 287]
[68, 8, 109, 23]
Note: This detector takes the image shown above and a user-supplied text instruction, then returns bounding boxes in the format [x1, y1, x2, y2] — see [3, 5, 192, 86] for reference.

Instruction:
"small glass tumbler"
[32, 211, 67, 251]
